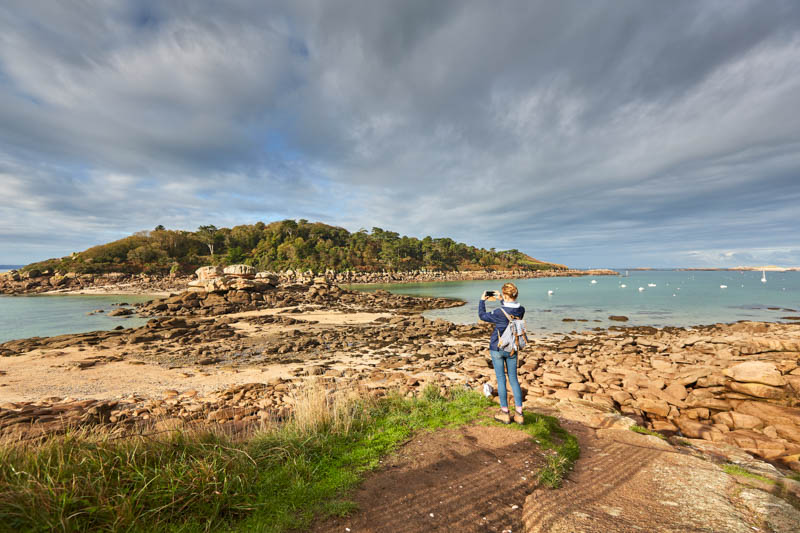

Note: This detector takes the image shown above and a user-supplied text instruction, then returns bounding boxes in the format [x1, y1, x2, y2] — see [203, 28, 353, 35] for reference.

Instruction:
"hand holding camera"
[482, 290, 498, 301]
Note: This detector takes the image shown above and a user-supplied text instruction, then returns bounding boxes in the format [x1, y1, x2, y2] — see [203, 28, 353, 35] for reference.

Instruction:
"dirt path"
[313, 424, 543, 533]
[524, 421, 754, 532]
[522, 399, 800, 533]
[312, 403, 800, 532]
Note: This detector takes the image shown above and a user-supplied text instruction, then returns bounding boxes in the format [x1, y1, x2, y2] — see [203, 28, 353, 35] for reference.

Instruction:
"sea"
[0, 270, 797, 343]
[350, 270, 800, 336]
[0, 294, 153, 343]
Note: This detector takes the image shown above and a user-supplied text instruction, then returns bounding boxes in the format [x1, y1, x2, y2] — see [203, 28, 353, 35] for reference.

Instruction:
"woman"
[478, 282, 525, 424]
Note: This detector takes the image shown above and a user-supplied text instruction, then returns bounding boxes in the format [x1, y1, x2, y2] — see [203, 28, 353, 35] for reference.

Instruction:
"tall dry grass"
[290, 379, 370, 436]
[0, 423, 258, 532]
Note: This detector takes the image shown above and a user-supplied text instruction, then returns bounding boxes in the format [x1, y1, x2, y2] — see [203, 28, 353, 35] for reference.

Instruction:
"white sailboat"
[761, 270, 767, 283]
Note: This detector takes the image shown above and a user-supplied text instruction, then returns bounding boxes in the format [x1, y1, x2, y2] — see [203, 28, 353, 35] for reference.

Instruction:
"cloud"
[1, 1, 799, 266]
[682, 247, 800, 267]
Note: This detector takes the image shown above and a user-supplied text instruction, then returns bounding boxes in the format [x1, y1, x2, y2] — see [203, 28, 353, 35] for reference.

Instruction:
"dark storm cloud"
[1, 0, 799, 266]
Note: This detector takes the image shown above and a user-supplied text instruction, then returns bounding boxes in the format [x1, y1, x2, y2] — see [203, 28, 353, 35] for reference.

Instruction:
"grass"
[630, 425, 667, 440]
[0, 385, 578, 532]
[722, 464, 776, 485]
[509, 413, 580, 488]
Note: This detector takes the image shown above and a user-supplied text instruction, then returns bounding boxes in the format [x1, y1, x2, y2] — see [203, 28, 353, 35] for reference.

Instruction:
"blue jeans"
[490, 349, 523, 409]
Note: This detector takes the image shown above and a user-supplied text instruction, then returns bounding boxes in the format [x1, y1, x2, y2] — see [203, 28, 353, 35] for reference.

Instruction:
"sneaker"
[494, 410, 511, 424]
[514, 411, 524, 425]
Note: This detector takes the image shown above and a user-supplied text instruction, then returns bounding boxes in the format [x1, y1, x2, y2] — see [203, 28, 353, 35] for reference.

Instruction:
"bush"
[225, 246, 246, 265]
[127, 245, 167, 264]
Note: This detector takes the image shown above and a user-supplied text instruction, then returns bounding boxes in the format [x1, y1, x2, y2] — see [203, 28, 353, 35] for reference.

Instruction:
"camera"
[484, 290, 497, 297]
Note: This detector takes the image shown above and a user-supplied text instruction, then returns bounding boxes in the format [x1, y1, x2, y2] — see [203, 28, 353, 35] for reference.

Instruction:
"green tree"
[197, 225, 221, 256]
[225, 246, 246, 264]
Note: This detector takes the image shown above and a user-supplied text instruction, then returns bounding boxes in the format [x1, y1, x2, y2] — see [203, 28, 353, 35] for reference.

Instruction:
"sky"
[1, 1, 799, 269]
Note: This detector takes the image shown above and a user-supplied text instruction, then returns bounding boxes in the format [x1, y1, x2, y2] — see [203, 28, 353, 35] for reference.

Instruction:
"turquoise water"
[351, 270, 800, 334]
[0, 294, 153, 343]
[1, 271, 797, 342]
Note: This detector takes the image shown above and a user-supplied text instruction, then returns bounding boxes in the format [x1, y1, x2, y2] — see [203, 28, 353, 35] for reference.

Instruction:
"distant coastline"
[678, 265, 800, 272]
[607, 266, 800, 272]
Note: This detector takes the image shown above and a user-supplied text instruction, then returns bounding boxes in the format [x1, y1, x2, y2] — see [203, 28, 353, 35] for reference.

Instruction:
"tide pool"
[351, 270, 800, 334]
[0, 294, 153, 343]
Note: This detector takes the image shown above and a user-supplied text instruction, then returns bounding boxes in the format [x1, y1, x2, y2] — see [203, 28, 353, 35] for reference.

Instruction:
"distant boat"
[591, 279, 597, 284]
[620, 284, 627, 288]
[761, 270, 767, 283]
[647, 283, 657, 287]
[547, 290, 554, 295]
[638, 287, 645, 292]
[625, 270, 629, 277]
[720, 285, 727, 289]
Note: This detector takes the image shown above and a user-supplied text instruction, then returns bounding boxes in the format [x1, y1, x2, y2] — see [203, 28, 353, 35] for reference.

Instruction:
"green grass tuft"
[721, 464, 776, 485]
[514, 413, 580, 488]
[630, 425, 667, 440]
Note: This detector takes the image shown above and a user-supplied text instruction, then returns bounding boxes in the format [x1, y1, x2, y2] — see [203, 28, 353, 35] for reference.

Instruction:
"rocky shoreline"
[0, 266, 617, 295]
[1, 265, 799, 483]
[0, 270, 192, 295]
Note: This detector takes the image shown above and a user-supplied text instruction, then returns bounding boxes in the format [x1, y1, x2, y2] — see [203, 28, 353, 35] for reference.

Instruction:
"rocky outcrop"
[138, 276, 463, 317]
[274, 267, 617, 285]
[0, 311, 488, 441]
[483, 321, 800, 472]
[0, 266, 615, 295]
[722, 361, 786, 387]
[0, 316, 240, 357]
[195, 266, 223, 280]
[222, 264, 255, 277]
[0, 382, 291, 440]
[522, 396, 800, 533]
[0, 270, 192, 295]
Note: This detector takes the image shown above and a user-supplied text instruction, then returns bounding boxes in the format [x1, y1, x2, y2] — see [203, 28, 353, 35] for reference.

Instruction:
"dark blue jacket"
[478, 300, 525, 351]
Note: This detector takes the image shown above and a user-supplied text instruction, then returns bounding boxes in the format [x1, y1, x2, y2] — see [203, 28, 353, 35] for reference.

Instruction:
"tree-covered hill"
[23, 220, 566, 275]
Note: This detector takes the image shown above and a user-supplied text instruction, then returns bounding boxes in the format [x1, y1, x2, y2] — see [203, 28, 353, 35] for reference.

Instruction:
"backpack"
[498, 308, 529, 355]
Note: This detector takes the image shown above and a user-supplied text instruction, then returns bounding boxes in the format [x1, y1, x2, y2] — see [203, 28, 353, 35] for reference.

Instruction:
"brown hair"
[502, 282, 518, 300]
